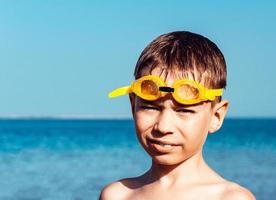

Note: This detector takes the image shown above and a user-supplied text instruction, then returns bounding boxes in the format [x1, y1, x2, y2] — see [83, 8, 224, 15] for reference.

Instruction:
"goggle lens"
[141, 80, 159, 96]
[176, 84, 200, 100]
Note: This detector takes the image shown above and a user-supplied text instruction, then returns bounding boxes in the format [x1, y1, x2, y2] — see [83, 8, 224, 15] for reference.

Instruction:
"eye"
[176, 108, 195, 114]
[140, 105, 159, 111]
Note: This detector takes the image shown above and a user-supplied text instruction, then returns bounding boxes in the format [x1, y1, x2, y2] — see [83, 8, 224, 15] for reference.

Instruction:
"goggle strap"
[108, 85, 131, 98]
[205, 89, 223, 100]
[159, 86, 174, 92]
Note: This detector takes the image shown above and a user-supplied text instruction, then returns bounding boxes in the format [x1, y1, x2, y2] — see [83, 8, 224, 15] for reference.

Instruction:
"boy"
[100, 31, 256, 200]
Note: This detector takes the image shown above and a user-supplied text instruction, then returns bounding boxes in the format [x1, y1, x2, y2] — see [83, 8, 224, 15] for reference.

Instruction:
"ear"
[129, 93, 136, 118]
[209, 100, 229, 133]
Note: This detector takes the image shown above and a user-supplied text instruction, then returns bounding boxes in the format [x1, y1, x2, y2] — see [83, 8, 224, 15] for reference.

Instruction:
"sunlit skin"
[133, 96, 213, 167]
[100, 71, 256, 200]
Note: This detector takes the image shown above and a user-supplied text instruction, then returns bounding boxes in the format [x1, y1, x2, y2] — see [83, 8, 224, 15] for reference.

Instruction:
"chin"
[151, 154, 184, 166]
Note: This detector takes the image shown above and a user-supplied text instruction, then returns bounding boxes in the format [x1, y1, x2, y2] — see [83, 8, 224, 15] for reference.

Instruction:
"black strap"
[159, 86, 174, 92]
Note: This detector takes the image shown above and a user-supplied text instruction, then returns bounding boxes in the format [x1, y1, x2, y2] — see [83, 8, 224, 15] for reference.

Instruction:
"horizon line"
[0, 114, 132, 120]
[0, 114, 275, 120]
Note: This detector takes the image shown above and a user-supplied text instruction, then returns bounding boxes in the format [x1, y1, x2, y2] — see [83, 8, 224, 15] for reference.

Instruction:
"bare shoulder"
[221, 182, 256, 200]
[99, 178, 139, 200]
[99, 181, 129, 200]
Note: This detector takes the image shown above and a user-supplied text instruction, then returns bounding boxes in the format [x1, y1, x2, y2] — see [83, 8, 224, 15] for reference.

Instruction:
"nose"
[153, 109, 175, 135]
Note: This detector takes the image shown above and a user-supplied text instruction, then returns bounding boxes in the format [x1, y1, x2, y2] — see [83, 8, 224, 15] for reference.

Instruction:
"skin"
[100, 71, 256, 200]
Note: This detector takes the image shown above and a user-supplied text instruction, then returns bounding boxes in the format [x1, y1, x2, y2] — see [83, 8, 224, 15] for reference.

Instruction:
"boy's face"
[130, 70, 228, 165]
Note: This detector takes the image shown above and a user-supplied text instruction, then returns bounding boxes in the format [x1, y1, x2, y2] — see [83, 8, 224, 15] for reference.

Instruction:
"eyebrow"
[138, 99, 157, 105]
[137, 97, 209, 110]
[138, 98, 196, 108]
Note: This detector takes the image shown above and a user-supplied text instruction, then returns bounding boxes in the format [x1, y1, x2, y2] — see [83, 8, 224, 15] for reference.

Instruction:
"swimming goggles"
[108, 75, 223, 105]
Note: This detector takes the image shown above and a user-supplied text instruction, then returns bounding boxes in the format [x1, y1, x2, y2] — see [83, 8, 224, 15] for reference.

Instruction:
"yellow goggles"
[108, 75, 223, 105]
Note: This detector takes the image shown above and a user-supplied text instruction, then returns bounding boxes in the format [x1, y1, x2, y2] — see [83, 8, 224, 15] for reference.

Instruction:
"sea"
[0, 118, 275, 200]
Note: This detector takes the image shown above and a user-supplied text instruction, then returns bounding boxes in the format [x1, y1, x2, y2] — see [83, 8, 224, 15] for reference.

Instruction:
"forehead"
[136, 94, 211, 109]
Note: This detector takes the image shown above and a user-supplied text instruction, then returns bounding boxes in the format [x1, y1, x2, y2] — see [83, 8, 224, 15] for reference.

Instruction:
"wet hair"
[134, 31, 227, 89]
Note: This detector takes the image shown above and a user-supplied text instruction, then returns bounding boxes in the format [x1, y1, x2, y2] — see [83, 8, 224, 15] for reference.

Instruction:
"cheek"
[133, 111, 158, 152]
[180, 113, 212, 147]
[134, 111, 156, 138]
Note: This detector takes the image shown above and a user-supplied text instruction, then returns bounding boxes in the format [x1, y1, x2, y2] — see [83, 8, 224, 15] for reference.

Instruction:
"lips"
[147, 138, 180, 153]
[148, 138, 178, 146]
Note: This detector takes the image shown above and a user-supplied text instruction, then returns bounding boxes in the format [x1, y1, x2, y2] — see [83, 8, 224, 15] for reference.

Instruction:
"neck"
[146, 151, 211, 187]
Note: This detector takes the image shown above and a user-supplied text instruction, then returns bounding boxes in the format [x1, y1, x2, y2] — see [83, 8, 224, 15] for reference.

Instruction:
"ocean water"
[0, 119, 275, 200]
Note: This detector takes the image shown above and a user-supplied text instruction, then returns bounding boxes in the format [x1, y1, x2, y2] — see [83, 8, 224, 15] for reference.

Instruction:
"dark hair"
[134, 31, 227, 89]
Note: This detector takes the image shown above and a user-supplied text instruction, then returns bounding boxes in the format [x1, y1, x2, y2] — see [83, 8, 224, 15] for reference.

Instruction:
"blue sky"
[0, 1, 275, 118]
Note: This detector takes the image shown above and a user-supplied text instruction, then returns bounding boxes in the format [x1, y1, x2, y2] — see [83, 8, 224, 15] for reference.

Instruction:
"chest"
[128, 185, 224, 200]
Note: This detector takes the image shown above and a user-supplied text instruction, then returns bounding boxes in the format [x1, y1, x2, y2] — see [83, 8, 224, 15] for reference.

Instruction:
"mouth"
[147, 138, 180, 153]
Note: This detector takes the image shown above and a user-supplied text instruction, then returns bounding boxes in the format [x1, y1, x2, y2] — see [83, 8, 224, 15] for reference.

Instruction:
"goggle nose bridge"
[159, 86, 175, 93]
